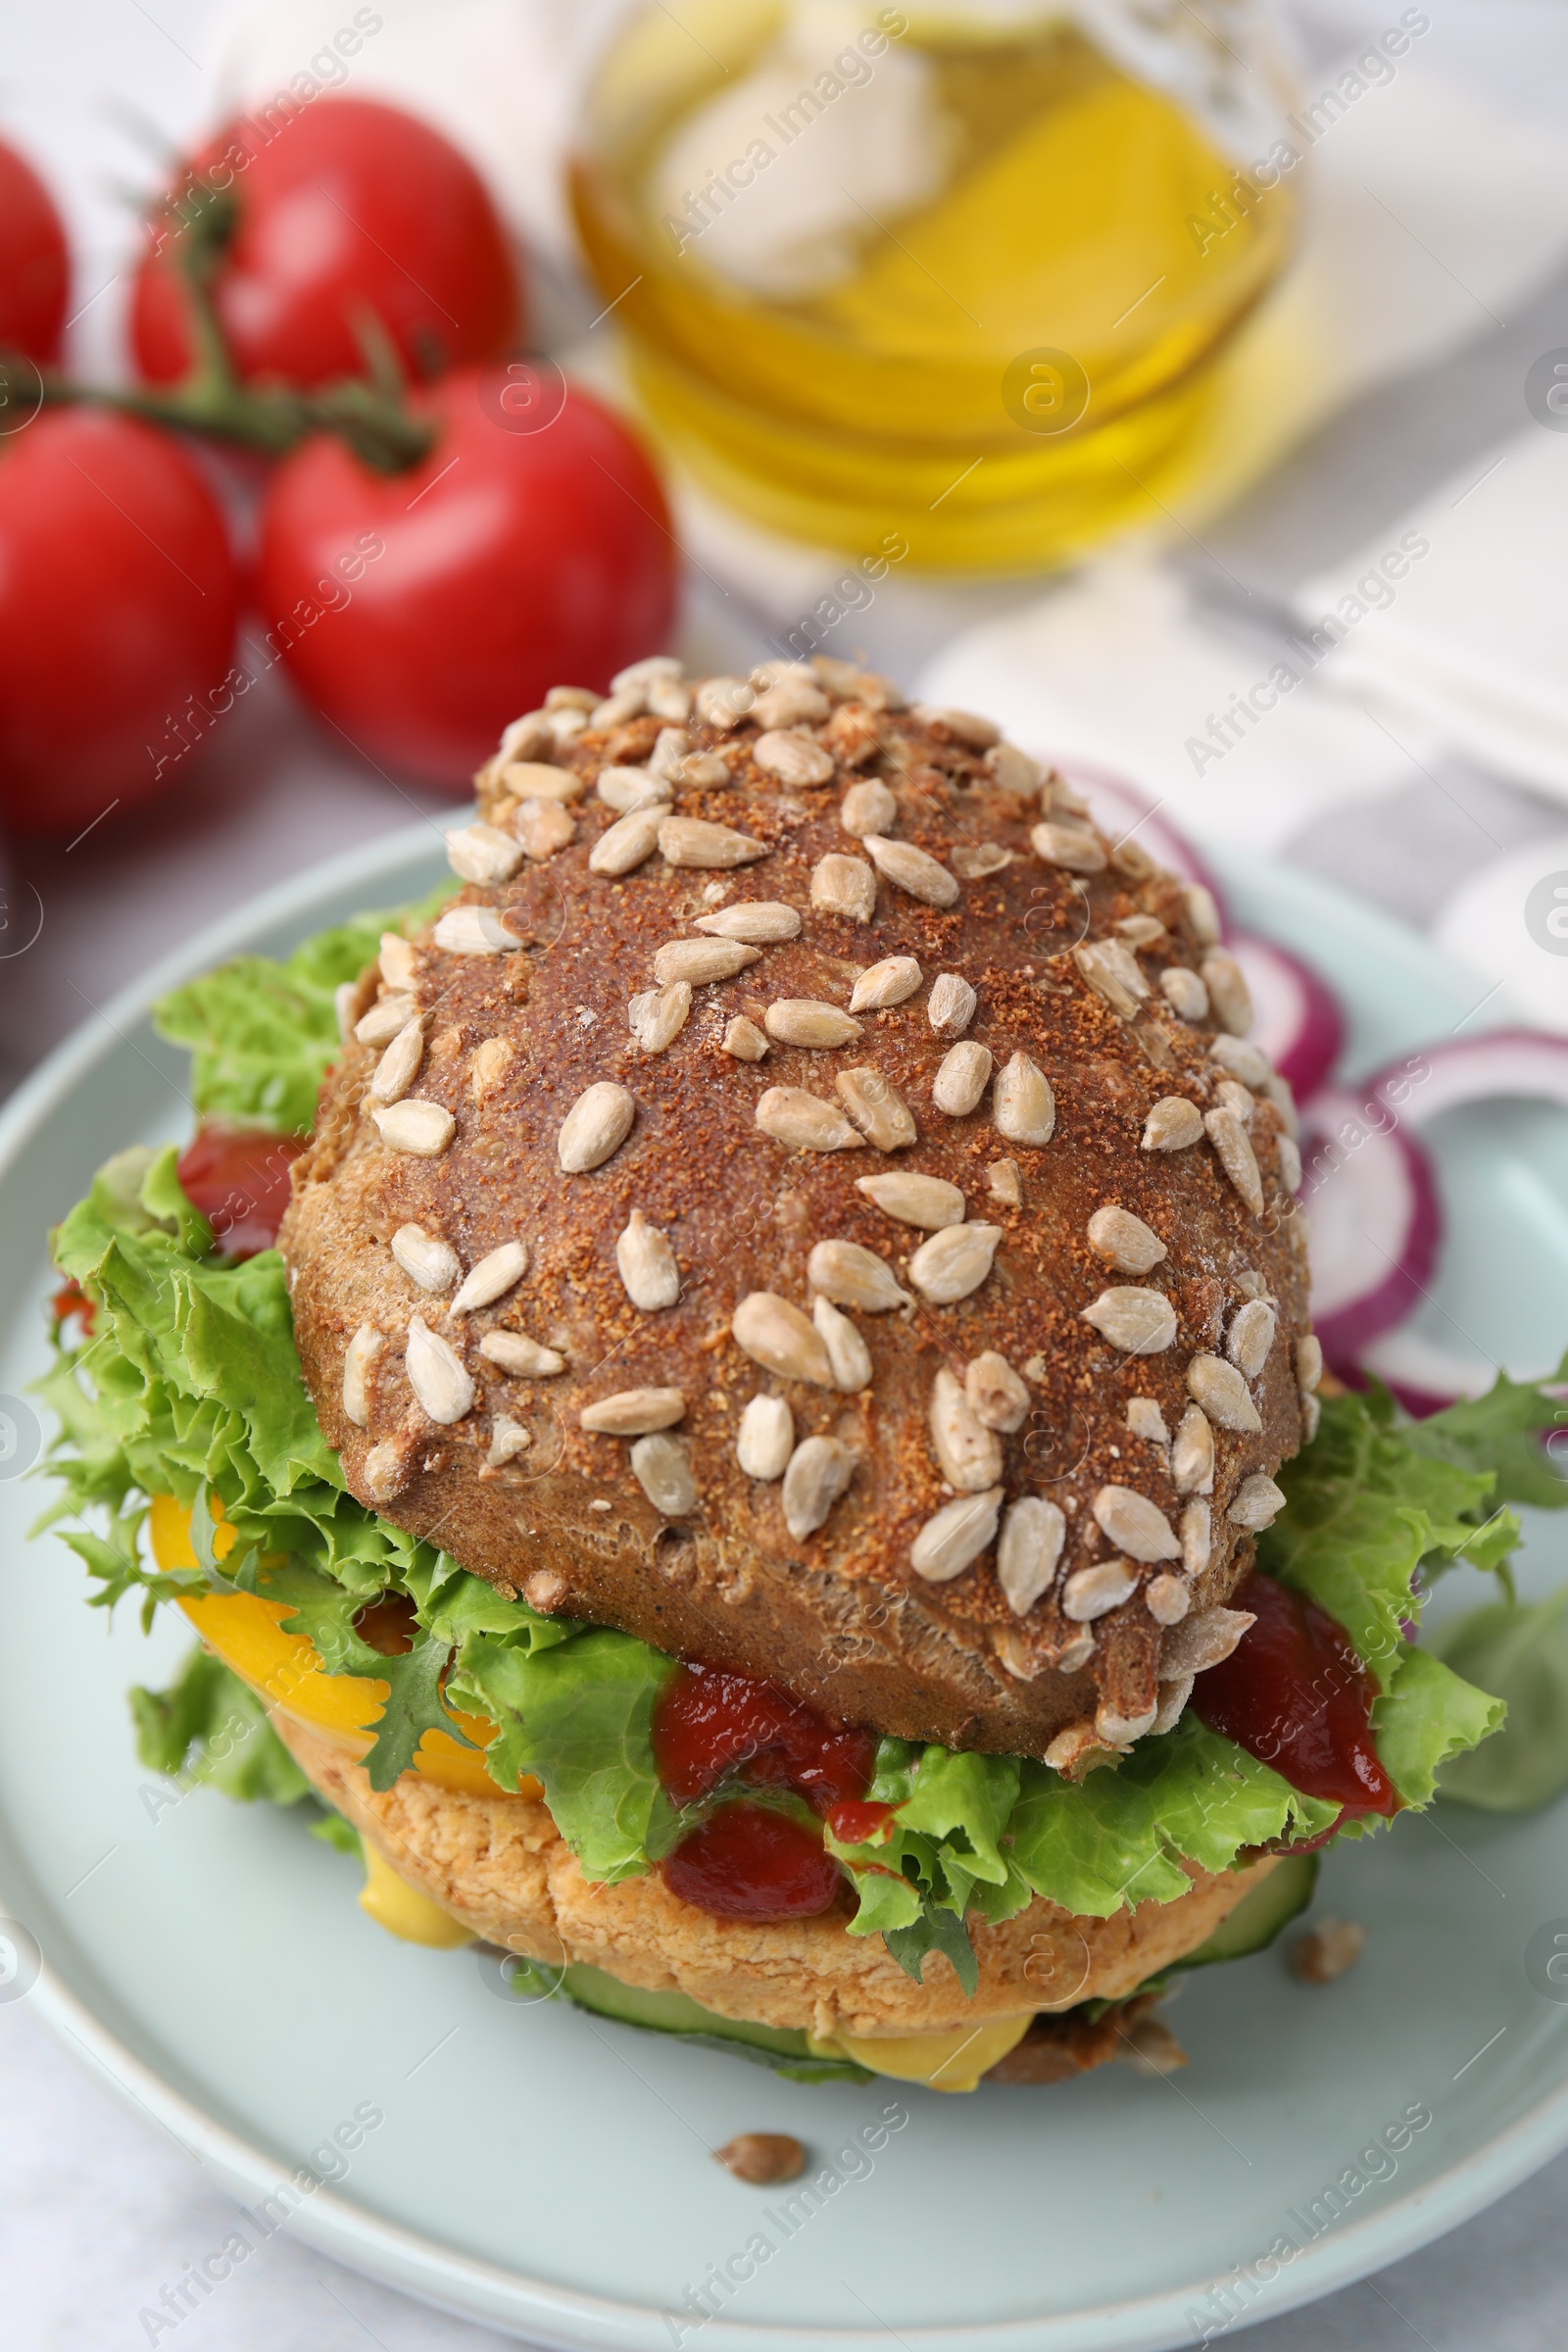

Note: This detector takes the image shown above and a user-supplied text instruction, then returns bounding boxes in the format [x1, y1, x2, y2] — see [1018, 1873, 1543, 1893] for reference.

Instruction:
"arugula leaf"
[1430, 1588, 1568, 1812]
[362, 1632, 475, 1793]
[885, 1893, 980, 1997]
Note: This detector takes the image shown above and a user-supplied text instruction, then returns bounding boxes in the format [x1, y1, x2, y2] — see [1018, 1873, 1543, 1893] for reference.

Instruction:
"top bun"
[281, 657, 1312, 1769]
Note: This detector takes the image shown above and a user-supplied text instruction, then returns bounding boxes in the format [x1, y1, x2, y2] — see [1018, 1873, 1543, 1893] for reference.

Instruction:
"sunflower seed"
[342, 1324, 383, 1427]
[813, 1296, 871, 1392]
[1145, 1573, 1191, 1627]
[598, 764, 667, 812]
[1075, 938, 1149, 1017]
[1127, 1397, 1169, 1446]
[629, 981, 693, 1054]
[1062, 1560, 1137, 1621]
[648, 726, 694, 783]
[732, 1291, 835, 1387]
[997, 1496, 1065, 1613]
[695, 675, 756, 729]
[992, 1053, 1055, 1147]
[782, 1435, 856, 1537]
[863, 833, 959, 907]
[1215, 1079, 1254, 1128]
[1204, 1106, 1264, 1217]
[737, 1393, 794, 1479]
[808, 1238, 909, 1312]
[471, 1036, 514, 1102]
[1031, 822, 1105, 874]
[497, 710, 554, 763]
[911, 1487, 1003, 1582]
[810, 853, 877, 922]
[486, 1413, 530, 1467]
[1117, 914, 1167, 949]
[450, 1240, 529, 1315]
[752, 679, 830, 729]
[988, 1157, 1022, 1207]
[694, 902, 801, 944]
[1158, 966, 1208, 1021]
[1278, 1134, 1302, 1192]
[1300, 1391, 1322, 1442]
[519, 800, 579, 861]
[914, 702, 999, 749]
[591, 687, 647, 730]
[391, 1224, 460, 1293]
[378, 932, 418, 990]
[1142, 1096, 1204, 1151]
[581, 1387, 685, 1435]
[1082, 1286, 1177, 1353]
[546, 684, 598, 712]
[1297, 1334, 1323, 1394]
[840, 778, 897, 837]
[1161, 1603, 1253, 1678]
[965, 1350, 1030, 1433]
[1262, 1072, 1298, 1137]
[753, 729, 834, 786]
[1087, 1203, 1166, 1275]
[652, 940, 760, 989]
[908, 1221, 1003, 1303]
[631, 1433, 697, 1516]
[764, 998, 862, 1049]
[590, 804, 669, 875]
[499, 759, 583, 803]
[848, 955, 922, 1011]
[983, 742, 1042, 798]
[1093, 1484, 1180, 1562]
[721, 1016, 769, 1061]
[755, 1087, 864, 1152]
[433, 905, 522, 957]
[1201, 952, 1253, 1037]
[928, 1367, 1003, 1491]
[1184, 882, 1221, 947]
[933, 1041, 993, 1116]
[356, 993, 417, 1047]
[370, 1018, 425, 1105]
[614, 1209, 679, 1311]
[1171, 1405, 1215, 1496]
[1186, 1352, 1262, 1432]
[647, 675, 693, 725]
[953, 842, 1014, 880]
[1100, 1709, 1162, 1752]
[1229, 1473, 1286, 1530]
[558, 1081, 636, 1173]
[406, 1317, 474, 1424]
[614, 654, 683, 693]
[658, 817, 766, 871]
[835, 1066, 915, 1150]
[447, 821, 524, 885]
[918, 974, 973, 1041]
[1054, 1633, 1096, 1674]
[479, 1330, 564, 1377]
[363, 1439, 410, 1503]
[1208, 1034, 1272, 1089]
[372, 1100, 456, 1156]
[1152, 1674, 1192, 1734]
[855, 1172, 964, 1230]
[1227, 1298, 1276, 1379]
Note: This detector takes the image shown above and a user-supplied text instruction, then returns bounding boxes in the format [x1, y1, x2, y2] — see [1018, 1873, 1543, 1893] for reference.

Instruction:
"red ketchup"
[1192, 1570, 1398, 1833]
[176, 1126, 305, 1259]
[653, 1662, 877, 1921]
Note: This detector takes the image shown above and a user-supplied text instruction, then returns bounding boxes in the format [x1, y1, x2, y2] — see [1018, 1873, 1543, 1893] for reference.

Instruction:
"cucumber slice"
[1171, 1853, 1319, 1971]
[553, 1961, 872, 2082]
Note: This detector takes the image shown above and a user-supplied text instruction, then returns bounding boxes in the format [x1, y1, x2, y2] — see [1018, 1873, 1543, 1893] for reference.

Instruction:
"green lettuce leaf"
[130, 1644, 312, 1804]
[1430, 1587, 1568, 1812]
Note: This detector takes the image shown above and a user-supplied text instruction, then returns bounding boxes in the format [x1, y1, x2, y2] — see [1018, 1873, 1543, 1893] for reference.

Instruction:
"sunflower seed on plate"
[342, 1324, 383, 1427]
[994, 1053, 1054, 1145]
[1201, 952, 1253, 1036]
[450, 1240, 529, 1315]
[755, 1086, 865, 1152]
[782, 1435, 856, 1537]
[965, 1350, 1030, 1432]
[1229, 1473, 1286, 1530]
[1142, 1096, 1204, 1151]
[433, 905, 522, 957]
[363, 1440, 410, 1504]
[1082, 1286, 1177, 1353]
[928, 1366, 1003, 1491]
[835, 1066, 915, 1150]
[391, 1223, 460, 1293]
[1227, 1298, 1276, 1378]
[581, 1387, 685, 1435]
[1215, 1079, 1254, 1127]
[694, 902, 801, 943]
[848, 955, 922, 1012]
[1031, 821, 1105, 873]
[1061, 1560, 1137, 1622]
[1087, 1203, 1165, 1274]
[598, 764, 667, 812]
[498, 759, 583, 803]
[1184, 882, 1221, 946]
[628, 981, 693, 1054]
[752, 678, 830, 728]
[405, 1317, 474, 1425]
[732, 1292, 835, 1387]
[470, 1036, 514, 1102]
[1278, 1134, 1302, 1193]
[988, 1157, 1022, 1207]
[998, 1496, 1065, 1614]
[653, 938, 761, 987]
[486, 1414, 530, 1467]
[1161, 1603, 1254, 1678]
[840, 778, 897, 838]
[911, 1488, 1003, 1582]
[1171, 1405, 1214, 1496]
[372, 1100, 456, 1156]
[615, 1209, 679, 1311]
[1159, 966, 1208, 1021]
[984, 742, 1041, 797]
[446, 821, 524, 885]
[908, 1221, 1003, 1303]
[369, 1019, 425, 1105]
[658, 816, 766, 870]
[813, 1296, 871, 1391]
[863, 833, 959, 908]
[378, 933, 418, 989]
[764, 999, 862, 1049]
[356, 993, 417, 1047]
[590, 804, 669, 875]
[479, 1330, 564, 1377]
[1186, 1352, 1262, 1432]
[721, 1016, 769, 1061]
[737, 1394, 793, 1480]
[927, 973, 977, 1037]
[1075, 938, 1149, 1016]
[1127, 1396, 1169, 1446]
[1180, 1496, 1211, 1576]
[855, 1171, 963, 1229]
[1208, 1034, 1272, 1089]
[558, 1081, 636, 1173]
[753, 729, 835, 786]
[1093, 1484, 1180, 1562]
[631, 1433, 697, 1516]
[933, 1040, 993, 1116]
[810, 853, 877, 922]
[1204, 1106, 1264, 1217]
[914, 702, 1000, 748]
[808, 1238, 909, 1311]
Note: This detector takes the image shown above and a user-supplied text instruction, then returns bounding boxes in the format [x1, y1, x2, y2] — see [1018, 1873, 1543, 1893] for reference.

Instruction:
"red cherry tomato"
[0, 136, 69, 366]
[0, 411, 239, 837]
[131, 98, 519, 392]
[255, 368, 678, 786]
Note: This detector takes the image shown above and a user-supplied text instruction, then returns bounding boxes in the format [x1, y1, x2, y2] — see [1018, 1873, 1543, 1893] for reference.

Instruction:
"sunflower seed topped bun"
[280, 660, 1307, 1765]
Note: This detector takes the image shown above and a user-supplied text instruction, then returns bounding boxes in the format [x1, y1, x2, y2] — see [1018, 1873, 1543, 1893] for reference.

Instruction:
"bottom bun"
[278, 1716, 1278, 2042]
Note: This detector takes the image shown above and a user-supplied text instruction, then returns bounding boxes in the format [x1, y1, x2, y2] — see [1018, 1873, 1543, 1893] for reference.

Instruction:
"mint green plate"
[2, 827, 1566, 2351]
